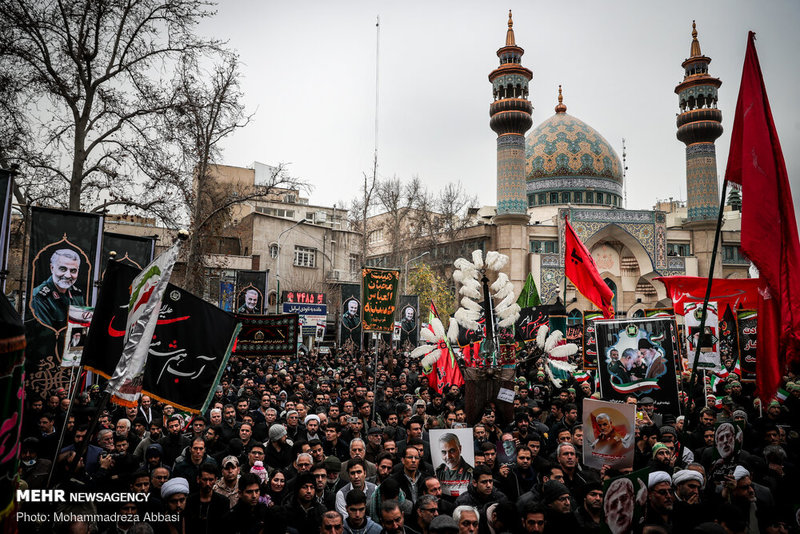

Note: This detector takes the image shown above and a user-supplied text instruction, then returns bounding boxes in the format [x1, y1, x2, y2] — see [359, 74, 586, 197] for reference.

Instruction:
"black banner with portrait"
[25, 207, 103, 393]
[339, 283, 361, 350]
[102, 232, 155, 269]
[235, 270, 268, 315]
[596, 318, 680, 415]
[582, 310, 605, 369]
[396, 295, 419, 349]
[82, 261, 240, 413]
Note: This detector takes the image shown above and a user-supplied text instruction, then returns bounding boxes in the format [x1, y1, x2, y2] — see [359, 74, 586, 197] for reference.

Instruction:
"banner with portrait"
[396, 295, 419, 349]
[596, 318, 680, 414]
[429, 428, 475, 498]
[62, 305, 93, 368]
[709, 420, 745, 487]
[82, 261, 240, 413]
[102, 232, 155, 270]
[235, 270, 268, 315]
[735, 309, 757, 382]
[718, 305, 739, 375]
[683, 301, 720, 372]
[339, 283, 362, 350]
[602, 468, 650, 534]
[25, 207, 103, 393]
[582, 310, 605, 369]
[565, 315, 584, 368]
[582, 398, 635, 470]
[361, 267, 400, 333]
[0, 170, 13, 293]
[219, 281, 234, 311]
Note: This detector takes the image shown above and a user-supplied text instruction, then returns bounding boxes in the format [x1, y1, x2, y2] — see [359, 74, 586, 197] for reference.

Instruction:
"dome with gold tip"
[525, 87, 623, 207]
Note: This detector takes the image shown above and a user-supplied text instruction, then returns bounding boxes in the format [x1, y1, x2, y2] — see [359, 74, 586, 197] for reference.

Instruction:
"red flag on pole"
[725, 32, 800, 401]
[564, 219, 614, 318]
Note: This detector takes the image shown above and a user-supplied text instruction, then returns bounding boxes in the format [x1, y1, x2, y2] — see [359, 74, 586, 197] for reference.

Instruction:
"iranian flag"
[775, 388, 789, 404]
[574, 371, 591, 383]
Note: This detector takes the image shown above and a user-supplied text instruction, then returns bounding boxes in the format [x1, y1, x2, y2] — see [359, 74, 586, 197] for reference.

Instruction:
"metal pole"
[686, 178, 729, 420]
[275, 219, 308, 314]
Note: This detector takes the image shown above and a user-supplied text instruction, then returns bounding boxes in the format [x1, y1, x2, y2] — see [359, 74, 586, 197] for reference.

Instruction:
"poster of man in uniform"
[596, 317, 680, 414]
[602, 468, 649, 534]
[684, 301, 721, 372]
[397, 295, 419, 348]
[235, 270, 268, 314]
[429, 428, 474, 498]
[339, 283, 361, 350]
[582, 398, 635, 470]
[25, 207, 103, 392]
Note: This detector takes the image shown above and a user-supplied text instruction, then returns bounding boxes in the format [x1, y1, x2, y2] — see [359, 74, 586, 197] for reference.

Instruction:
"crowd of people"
[16, 344, 800, 533]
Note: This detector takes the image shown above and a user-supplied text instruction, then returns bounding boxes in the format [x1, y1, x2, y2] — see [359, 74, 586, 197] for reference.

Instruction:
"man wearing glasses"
[646, 471, 674, 531]
[410, 494, 439, 534]
[342, 489, 382, 533]
[392, 445, 424, 505]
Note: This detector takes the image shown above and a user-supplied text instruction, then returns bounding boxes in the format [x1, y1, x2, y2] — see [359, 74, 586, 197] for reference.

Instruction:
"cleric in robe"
[399, 305, 417, 346]
[31, 248, 86, 329]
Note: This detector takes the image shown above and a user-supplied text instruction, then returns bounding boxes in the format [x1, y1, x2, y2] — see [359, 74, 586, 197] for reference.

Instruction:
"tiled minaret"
[490, 10, 533, 221]
[489, 11, 533, 289]
[675, 21, 723, 221]
[675, 21, 724, 276]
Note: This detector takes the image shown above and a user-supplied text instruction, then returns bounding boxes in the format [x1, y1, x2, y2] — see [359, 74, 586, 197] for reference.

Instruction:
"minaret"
[674, 21, 723, 276]
[489, 11, 533, 290]
[490, 10, 533, 221]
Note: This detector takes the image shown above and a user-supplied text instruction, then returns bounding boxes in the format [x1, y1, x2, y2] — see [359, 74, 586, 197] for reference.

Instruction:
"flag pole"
[686, 178, 730, 421]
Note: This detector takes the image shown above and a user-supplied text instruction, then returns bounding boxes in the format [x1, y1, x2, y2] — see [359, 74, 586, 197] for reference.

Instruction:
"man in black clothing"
[284, 471, 326, 533]
[185, 463, 231, 533]
[229, 472, 285, 534]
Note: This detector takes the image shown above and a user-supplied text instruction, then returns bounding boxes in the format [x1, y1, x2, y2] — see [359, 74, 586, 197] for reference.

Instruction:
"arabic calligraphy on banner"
[735, 309, 757, 382]
[361, 268, 400, 333]
[235, 314, 299, 357]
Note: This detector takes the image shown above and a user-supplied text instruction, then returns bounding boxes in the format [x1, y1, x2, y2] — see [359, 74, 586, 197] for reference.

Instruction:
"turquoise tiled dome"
[525, 112, 622, 184]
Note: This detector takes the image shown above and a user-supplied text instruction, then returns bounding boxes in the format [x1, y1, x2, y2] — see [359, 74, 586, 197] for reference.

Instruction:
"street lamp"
[275, 218, 308, 313]
[404, 251, 430, 293]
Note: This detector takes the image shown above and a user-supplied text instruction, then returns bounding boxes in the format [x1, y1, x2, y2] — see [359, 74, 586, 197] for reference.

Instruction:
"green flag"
[516, 273, 541, 307]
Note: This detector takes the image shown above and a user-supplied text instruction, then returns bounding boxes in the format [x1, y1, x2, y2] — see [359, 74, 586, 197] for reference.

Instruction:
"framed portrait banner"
[602, 468, 650, 534]
[596, 317, 680, 414]
[235, 270, 268, 315]
[25, 207, 103, 393]
[339, 283, 361, 350]
[396, 295, 419, 349]
[582, 310, 605, 369]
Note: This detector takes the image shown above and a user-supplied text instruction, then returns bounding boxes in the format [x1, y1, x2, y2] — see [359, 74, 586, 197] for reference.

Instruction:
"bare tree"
[349, 171, 378, 269]
[412, 181, 477, 253]
[374, 175, 423, 267]
[0, 0, 221, 211]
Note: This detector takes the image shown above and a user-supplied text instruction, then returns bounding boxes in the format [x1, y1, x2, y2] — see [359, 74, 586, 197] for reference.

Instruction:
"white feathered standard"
[535, 324, 579, 388]
[410, 317, 450, 372]
[449, 250, 521, 348]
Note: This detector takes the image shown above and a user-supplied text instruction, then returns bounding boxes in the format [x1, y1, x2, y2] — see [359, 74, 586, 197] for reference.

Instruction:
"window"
[528, 194, 536, 207]
[350, 254, 360, 273]
[667, 243, 691, 256]
[585, 192, 594, 203]
[561, 192, 570, 203]
[269, 244, 279, 259]
[368, 229, 384, 244]
[574, 191, 583, 203]
[530, 240, 558, 254]
[294, 246, 316, 268]
[538, 193, 546, 205]
[722, 245, 746, 263]
[550, 192, 559, 204]
[567, 309, 583, 325]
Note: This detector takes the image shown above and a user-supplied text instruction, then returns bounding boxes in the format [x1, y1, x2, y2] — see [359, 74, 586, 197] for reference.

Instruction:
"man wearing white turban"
[672, 469, 705, 531]
[645, 471, 673, 530]
[160, 476, 189, 531]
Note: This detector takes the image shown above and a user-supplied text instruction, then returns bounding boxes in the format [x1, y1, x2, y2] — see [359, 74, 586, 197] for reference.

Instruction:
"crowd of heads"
[17, 344, 800, 533]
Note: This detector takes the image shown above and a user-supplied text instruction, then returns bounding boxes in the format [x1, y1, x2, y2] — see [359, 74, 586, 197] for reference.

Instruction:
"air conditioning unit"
[328, 269, 344, 280]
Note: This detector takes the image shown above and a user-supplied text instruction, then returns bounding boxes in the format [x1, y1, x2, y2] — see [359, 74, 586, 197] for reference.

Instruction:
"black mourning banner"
[736, 309, 757, 382]
[339, 283, 361, 350]
[234, 314, 298, 357]
[102, 232, 155, 269]
[582, 310, 605, 369]
[25, 207, 103, 393]
[235, 270, 268, 315]
[82, 261, 240, 413]
[514, 305, 550, 345]
[397, 295, 419, 348]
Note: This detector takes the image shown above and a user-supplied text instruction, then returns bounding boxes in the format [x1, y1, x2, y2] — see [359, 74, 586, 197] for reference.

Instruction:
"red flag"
[564, 219, 614, 318]
[654, 276, 760, 315]
[725, 32, 800, 401]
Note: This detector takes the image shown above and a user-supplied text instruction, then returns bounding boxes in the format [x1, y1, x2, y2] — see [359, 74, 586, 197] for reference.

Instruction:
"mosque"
[479, 13, 747, 318]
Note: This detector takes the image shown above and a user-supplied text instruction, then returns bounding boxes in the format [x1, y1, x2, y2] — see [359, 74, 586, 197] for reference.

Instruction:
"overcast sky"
[202, 1, 800, 215]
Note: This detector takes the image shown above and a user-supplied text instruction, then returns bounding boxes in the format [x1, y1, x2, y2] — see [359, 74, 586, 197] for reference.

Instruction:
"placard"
[430, 428, 474, 498]
[583, 398, 635, 470]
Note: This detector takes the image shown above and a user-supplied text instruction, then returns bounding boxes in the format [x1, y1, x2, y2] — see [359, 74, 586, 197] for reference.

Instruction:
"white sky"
[203, 1, 800, 215]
